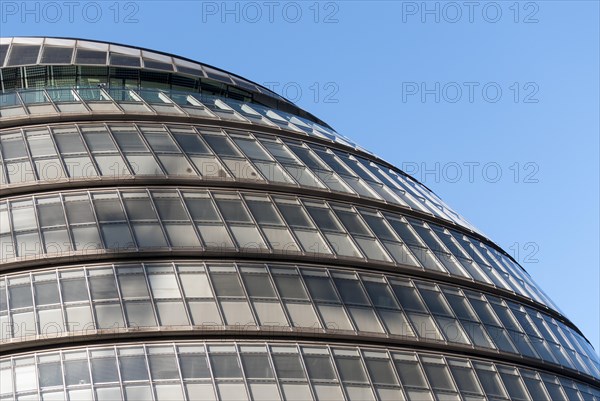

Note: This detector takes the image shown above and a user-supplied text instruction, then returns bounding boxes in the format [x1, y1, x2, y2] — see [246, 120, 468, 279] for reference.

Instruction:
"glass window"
[443, 289, 477, 321]
[184, 196, 220, 222]
[117, 273, 150, 298]
[333, 277, 369, 305]
[65, 359, 90, 385]
[364, 357, 398, 385]
[95, 303, 124, 329]
[89, 275, 118, 300]
[37, 204, 66, 227]
[520, 370, 549, 400]
[468, 295, 501, 326]
[41, 46, 74, 63]
[179, 354, 210, 379]
[241, 273, 276, 298]
[421, 356, 455, 392]
[306, 206, 342, 232]
[303, 275, 338, 302]
[65, 199, 95, 224]
[276, 202, 313, 228]
[391, 282, 427, 313]
[153, 197, 189, 221]
[448, 359, 482, 394]
[83, 130, 117, 152]
[7, 45, 40, 65]
[246, 199, 283, 225]
[34, 281, 60, 305]
[93, 197, 126, 221]
[241, 354, 274, 379]
[123, 197, 156, 221]
[174, 133, 211, 154]
[9, 282, 33, 308]
[272, 274, 308, 300]
[124, 302, 156, 327]
[75, 49, 107, 64]
[92, 357, 119, 383]
[363, 280, 398, 309]
[143, 131, 180, 153]
[149, 354, 179, 380]
[498, 366, 530, 401]
[303, 354, 336, 380]
[61, 277, 88, 302]
[148, 273, 181, 298]
[272, 354, 305, 379]
[38, 361, 63, 387]
[334, 208, 371, 236]
[211, 273, 244, 297]
[203, 135, 240, 157]
[417, 284, 452, 316]
[393, 354, 427, 388]
[335, 354, 368, 383]
[120, 355, 149, 381]
[210, 354, 242, 378]
[473, 362, 507, 398]
[215, 198, 251, 223]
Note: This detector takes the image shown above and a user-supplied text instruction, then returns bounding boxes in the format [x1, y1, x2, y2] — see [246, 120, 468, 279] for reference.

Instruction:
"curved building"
[0, 37, 598, 401]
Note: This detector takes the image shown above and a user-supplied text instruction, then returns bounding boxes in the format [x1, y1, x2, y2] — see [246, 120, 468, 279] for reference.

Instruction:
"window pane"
[241, 354, 274, 378]
[242, 274, 276, 298]
[365, 358, 398, 385]
[61, 278, 88, 302]
[364, 281, 398, 309]
[335, 356, 367, 383]
[394, 354, 427, 388]
[34, 281, 60, 305]
[246, 200, 283, 225]
[65, 359, 90, 385]
[276, 203, 312, 228]
[210, 355, 242, 378]
[120, 355, 149, 381]
[118, 274, 149, 298]
[273, 275, 308, 300]
[211, 274, 244, 297]
[334, 278, 369, 305]
[304, 275, 338, 302]
[303, 355, 335, 380]
[149, 354, 179, 380]
[92, 358, 119, 383]
[473, 363, 506, 398]
[272, 354, 305, 379]
[391, 283, 427, 313]
[89, 276, 118, 299]
[421, 358, 455, 391]
[185, 198, 220, 221]
[216, 199, 251, 223]
[39, 362, 63, 387]
[38, 204, 65, 227]
[179, 354, 210, 379]
[9, 284, 33, 308]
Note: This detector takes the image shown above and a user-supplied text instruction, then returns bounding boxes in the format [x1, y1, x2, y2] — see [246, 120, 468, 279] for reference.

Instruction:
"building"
[0, 36, 598, 400]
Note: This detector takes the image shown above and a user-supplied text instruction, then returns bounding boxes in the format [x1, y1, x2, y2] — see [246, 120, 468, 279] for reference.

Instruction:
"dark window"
[7, 45, 40, 66]
[110, 53, 141, 67]
[179, 354, 210, 379]
[119, 355, 149, 381]
[75, 49, 107, 65]
[40, 46, 73, 64]
[92, 358, 119, 383]
[143, 59, 173, 71]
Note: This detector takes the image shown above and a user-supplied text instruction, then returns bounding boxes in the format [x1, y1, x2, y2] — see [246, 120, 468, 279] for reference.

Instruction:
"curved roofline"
[3, 35, 293, 105]
[2, 35, 335, 129]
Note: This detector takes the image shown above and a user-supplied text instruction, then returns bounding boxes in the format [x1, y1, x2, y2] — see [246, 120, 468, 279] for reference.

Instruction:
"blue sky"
[2, 1, 598, 353]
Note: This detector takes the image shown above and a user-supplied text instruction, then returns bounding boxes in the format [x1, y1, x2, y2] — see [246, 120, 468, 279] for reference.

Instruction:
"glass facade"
[1, 37, 598, 400]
